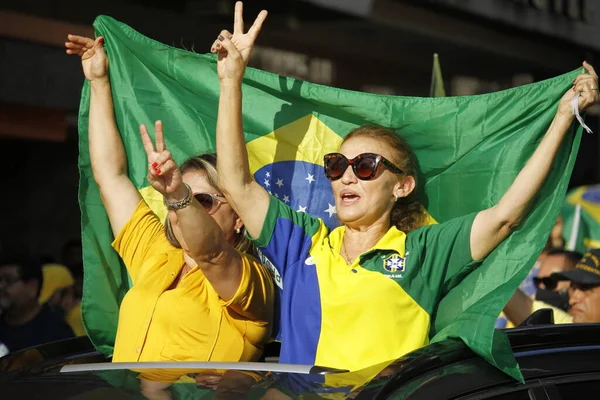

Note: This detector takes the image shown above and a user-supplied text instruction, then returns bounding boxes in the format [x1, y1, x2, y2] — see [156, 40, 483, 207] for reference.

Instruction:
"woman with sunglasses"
[210, 2, 599, 372]
[65, 35, 274, 377]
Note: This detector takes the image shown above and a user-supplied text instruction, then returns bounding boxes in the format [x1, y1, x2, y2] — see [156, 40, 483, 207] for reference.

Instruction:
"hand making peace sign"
[139, 121, 185, 200]
[210, 1, 268, 85]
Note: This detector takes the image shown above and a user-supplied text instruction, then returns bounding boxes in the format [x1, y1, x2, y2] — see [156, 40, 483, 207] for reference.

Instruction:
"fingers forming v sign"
[139, 121, 183, 197]
[211, 2, 267, 59]
[210, 1, 268, 82]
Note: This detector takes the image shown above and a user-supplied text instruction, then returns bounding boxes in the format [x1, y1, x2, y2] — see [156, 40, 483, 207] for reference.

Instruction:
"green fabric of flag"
[79, 15, 584, 381]
[429, 53, 446, 97]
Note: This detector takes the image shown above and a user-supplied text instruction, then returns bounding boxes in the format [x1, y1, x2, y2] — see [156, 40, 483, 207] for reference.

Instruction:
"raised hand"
[65, 35, 108, 82]
[558, 61, 600, 117]
[139, 121, 186, 201]
[210, 1, 268, 84]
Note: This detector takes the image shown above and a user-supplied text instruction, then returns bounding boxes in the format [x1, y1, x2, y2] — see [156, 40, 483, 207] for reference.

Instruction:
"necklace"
[341, 238, 354, 265]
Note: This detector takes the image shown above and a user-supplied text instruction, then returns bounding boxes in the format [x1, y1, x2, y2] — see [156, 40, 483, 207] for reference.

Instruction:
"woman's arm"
[470, 62, 599, 261]
[66, 35, 141, 237]
[213, 1, 271, 240]
[139, 122, 243, 301]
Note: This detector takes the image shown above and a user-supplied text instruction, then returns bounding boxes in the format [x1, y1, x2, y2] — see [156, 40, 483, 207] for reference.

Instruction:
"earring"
[394, 194, 399, 202]
[236, 228, 241, 234]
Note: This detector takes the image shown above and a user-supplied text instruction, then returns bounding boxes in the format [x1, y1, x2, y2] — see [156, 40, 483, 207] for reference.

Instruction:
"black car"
[1, 320, 600, 399]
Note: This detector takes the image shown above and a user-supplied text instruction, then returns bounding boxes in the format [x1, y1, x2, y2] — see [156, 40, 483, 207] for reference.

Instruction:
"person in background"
[554, 248, 600, 323]
[503, 249, 581, 326]
[0, 254, 74, 352]
[496, 215, 567, 328]
[533, 249, 581, 309]
[39, 263, 74, 305]
[38, 262, 85, 336]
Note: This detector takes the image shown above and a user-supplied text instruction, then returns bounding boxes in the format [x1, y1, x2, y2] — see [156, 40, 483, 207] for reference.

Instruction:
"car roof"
[2, 324, 600, 399]
[367, 324, 600, 399]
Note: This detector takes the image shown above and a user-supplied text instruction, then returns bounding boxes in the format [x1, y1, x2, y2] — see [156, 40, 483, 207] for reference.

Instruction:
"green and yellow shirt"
[252, 196, 478, 372]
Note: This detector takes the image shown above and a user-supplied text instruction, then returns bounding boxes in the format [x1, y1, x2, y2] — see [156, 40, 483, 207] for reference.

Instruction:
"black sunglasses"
[194, 193, 227, 215]
[323, 153, 404, 181]
[533, 276, 558, 291]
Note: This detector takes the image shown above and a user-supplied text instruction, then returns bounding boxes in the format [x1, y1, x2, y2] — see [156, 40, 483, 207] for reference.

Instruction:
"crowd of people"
[501, 235, 600, 328]
[0, 241, 83, 356]
[2, 2, 600, 394]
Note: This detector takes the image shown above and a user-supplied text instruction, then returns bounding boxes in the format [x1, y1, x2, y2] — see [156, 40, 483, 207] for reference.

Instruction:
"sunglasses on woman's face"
[533, 276, 558, 291]
[323, 153, 404, 181]
[194, 193, 227, 215]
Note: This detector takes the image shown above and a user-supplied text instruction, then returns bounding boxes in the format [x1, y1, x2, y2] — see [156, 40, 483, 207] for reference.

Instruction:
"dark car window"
[556, 379, 600, 399]
[485, 391, 532, 400]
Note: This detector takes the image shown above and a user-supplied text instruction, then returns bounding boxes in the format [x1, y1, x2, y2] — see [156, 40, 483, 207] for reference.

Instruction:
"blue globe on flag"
[254, 160, 340, 229]
[246, 114, 344, 230]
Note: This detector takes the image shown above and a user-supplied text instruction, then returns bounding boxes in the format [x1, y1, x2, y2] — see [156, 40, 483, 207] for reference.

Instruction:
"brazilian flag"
[78, 15, 584, 380]
[562, 185, 600, 253]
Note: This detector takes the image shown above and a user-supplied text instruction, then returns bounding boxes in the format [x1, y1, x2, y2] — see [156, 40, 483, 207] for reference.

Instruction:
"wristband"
[163, 184, 193, 211]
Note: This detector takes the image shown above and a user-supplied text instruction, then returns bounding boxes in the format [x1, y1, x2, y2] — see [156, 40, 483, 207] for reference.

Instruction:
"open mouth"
[340, 190, 360, 206]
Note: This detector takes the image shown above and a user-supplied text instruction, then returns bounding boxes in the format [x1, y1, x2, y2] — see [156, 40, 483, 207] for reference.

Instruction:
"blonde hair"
[342, 125, 428, 233]
[164, 153, 255, 255]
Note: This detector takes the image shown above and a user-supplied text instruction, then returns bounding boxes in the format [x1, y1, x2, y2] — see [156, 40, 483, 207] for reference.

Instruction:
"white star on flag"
[274, 193, 279, 199]
[297, 205, 307, 213]
[305, 173, 315, 184]
[275, 179, 284, 187]
[264, 179, 270, 188]
[266, 172, 270, 178]
[325, 203, 336, 218]
[283, 195, 290, 203]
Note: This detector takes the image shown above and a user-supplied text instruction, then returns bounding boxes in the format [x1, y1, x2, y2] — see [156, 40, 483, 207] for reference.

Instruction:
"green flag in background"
[79, 15, 583, 380]
[429, 53, 446, 97]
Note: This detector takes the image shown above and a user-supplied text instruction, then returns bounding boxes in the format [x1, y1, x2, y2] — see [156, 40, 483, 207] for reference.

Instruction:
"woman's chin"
[337, 209, 365, 226]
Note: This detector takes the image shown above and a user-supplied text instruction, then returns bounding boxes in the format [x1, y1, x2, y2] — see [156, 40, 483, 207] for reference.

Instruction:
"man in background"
[0, 254, 74, 352]
[554, 249, 600, 323]
[503, 249, 581, 326]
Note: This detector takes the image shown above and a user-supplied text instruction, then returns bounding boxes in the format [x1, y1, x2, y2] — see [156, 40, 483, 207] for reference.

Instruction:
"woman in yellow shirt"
[65, 35, 274, 379]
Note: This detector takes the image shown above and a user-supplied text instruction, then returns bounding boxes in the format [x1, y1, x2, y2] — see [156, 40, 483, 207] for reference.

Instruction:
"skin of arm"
[67, 35, 141, 237]
[212, 2, 271, 240]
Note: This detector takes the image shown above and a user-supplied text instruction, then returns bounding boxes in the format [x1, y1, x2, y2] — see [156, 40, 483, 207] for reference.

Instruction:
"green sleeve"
[406, 212, 481, 296]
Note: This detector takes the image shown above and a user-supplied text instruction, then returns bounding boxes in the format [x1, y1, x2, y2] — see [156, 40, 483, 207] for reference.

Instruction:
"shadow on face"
[0, 265, 37, 310]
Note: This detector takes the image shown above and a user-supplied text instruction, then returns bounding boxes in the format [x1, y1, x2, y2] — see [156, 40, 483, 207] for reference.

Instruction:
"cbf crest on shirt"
[383, 253, 406, 276]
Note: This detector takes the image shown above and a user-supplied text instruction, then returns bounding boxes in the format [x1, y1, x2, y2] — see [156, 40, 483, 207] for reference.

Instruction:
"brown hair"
[342, 125, 428, 233]
[164, 153, 255, 255]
